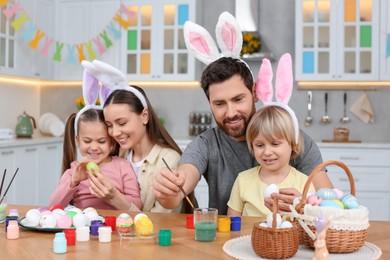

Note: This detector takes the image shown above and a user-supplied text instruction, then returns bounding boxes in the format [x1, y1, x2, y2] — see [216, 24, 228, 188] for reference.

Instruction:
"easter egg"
[57, 214, 72, 228]
[307, 195, 322, 206]
[279, 221, 293, 229]
[72, 213, 88, 227]
[332, 199, 345, 209]
[39, 214, 57, 228]
[316, 188, 338, 200]
[342, 194, 360, 209]
[134, 213, 148, 224]
[116, 213, 134, 234]
[263, 184, 279, 199]
[84, 210, 100, 225]
[50, 204, 64, 211]
[320, 200, 343, 209]
[333, 188, 344, 199]
[86, 161, 100, 176]
[259, 222, 268, 228]
[266, 213, 282, 228]
[135, 216, 154, 236]
[25, 209, 42, 227]
[66, 211, 77, 219]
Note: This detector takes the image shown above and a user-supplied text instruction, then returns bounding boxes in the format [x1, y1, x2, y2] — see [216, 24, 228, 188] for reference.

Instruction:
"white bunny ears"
[74, 68, 105, 135]
[255, 53, 300, 144]
[81, 60, 147, 109]
[74, 60, 148, 134]
[184, 11, 243, 65]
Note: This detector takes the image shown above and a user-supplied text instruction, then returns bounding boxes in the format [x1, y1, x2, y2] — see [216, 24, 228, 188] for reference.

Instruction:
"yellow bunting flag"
[76, 44, 86, 63]
[85, 42, 96, 60]
[11, 11, 29, 30]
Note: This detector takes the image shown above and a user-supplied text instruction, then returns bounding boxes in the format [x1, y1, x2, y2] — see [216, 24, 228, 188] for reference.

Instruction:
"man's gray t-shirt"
[179, 127, 322, 215]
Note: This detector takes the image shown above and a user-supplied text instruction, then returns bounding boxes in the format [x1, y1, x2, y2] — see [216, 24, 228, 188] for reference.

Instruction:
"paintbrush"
[0, 168, 19, 204]
[162, 158, 195, 210]
[0, 169, 6, 196]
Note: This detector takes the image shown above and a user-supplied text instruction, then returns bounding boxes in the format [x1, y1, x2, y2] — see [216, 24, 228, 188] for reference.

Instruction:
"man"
[153, 57, 333, 215]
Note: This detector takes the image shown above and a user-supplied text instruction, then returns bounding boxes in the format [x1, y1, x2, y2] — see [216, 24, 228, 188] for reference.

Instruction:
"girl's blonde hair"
[246, 106, 302, 159]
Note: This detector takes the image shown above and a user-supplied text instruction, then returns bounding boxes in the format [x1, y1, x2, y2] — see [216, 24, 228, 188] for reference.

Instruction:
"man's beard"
[217, 108, 255, 139]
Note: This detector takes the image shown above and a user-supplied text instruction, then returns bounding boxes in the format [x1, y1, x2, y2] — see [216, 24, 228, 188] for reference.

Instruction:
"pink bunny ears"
[255, 53, 300, 144]
[184, 11, 243, 65]
[74, 60, 148, 135]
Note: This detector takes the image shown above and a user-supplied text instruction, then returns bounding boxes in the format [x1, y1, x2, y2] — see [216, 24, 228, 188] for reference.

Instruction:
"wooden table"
[0, 205, 389, 259]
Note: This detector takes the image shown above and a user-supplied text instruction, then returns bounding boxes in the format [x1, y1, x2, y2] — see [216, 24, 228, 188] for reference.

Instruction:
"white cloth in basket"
[300, 204, 369, 231]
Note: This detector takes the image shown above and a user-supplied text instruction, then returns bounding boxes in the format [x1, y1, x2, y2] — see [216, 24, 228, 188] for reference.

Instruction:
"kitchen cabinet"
[318, 143, 390, 220]
[120, 0, 195, 80]
[295, 0, 379, 81]
[380, 0, 390, 80]
[0, 0, 55, 78]
[0, 2, 16, 74]
[0, 138, 63, 206]
[54, 0, 121, 80]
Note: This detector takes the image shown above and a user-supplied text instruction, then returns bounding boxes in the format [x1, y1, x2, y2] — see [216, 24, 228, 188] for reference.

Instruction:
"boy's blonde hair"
[246, 106, 302, 159]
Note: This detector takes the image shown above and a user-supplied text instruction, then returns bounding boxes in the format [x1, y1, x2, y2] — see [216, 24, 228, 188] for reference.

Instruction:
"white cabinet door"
[0, 140, 63, 206]
[121, 0, 195, 80]
[54, 0, 121, 80]
[14, 145, 39, 205]
[0, 147, 18, 203]
[295, 0, 379, 81]
[37, 143, 62, 206]
[8, 0, 55, 79]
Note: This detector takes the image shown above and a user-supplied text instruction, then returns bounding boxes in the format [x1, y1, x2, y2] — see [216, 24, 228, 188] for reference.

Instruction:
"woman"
[102, 86, 196, 213]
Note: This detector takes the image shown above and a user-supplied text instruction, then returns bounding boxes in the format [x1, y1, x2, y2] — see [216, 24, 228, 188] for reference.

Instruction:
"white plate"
[223, 235, 382, 260]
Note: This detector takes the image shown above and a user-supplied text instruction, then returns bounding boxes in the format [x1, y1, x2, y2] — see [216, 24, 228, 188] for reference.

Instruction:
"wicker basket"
[294, 160, 369, 253]
[251, 196, 299, 259]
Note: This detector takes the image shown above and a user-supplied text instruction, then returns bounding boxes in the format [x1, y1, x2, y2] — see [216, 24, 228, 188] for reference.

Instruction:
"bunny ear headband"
[75, 60, 148, 135]
[74, 68, 104, 135]
[255, 53, 300, 144]
[184, 11, 254, 80]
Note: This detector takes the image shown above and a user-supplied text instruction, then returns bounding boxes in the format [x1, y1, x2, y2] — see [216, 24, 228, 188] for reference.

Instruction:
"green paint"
[195, 222, 217, 242]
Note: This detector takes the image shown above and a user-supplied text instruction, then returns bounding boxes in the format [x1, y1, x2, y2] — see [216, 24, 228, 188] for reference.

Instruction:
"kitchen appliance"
[15, 111, 36, 138]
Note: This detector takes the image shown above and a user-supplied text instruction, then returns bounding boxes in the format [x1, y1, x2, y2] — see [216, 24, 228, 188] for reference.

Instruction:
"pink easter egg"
[307, 195, 322, 206]
[333, 188, 344, 199]
[57, 214, 72, 228]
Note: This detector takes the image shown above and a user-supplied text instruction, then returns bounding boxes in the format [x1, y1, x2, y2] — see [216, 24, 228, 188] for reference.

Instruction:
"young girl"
[48, 69, 142, 211]
[81, 60, 196, 213]
[227, 53, 315, 217]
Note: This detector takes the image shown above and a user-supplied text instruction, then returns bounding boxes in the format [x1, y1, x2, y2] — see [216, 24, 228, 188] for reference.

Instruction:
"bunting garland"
[1, 0, 136, 63]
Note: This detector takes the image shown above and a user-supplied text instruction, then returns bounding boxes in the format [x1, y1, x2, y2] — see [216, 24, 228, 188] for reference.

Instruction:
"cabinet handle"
[25, 148, 37, 152]
[47, 146, 57, 150]
[1, 150, 14, 155]
[339, 177, 359, 182]
[339, 156, 359, 160]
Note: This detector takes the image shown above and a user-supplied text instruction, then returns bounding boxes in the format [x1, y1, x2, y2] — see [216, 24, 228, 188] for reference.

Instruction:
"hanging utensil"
[304, 91, 313, 126]
[340, 92, 350, 123]
[320, 92, 332, 123]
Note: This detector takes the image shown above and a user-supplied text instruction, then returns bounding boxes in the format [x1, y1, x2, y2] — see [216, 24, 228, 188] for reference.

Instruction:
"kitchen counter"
[0, 135, 63, 148]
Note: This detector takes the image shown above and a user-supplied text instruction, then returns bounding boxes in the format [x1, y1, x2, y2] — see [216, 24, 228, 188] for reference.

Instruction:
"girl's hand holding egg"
[263, 184, 279, 199]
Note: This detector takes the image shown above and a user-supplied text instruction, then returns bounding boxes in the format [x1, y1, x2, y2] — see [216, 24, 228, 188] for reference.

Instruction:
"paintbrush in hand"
[162, 158, 195, 210]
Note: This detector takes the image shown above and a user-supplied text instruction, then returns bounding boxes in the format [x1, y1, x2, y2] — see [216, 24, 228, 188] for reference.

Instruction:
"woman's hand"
[264, 188, 302, 212]
[88, 169, 117, 200]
